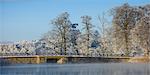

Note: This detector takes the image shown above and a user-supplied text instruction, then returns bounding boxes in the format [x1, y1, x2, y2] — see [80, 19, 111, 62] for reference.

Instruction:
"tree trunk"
[86, 23, 90, 55]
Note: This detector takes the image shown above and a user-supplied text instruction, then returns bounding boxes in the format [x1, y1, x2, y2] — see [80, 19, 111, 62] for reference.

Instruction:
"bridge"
[0, 55, 149, 64]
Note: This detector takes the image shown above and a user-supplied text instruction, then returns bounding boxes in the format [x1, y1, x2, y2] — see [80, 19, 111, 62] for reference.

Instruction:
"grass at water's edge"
[128, 56, 150, 63]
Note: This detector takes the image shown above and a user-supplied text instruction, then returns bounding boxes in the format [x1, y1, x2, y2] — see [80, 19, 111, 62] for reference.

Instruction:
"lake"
[0, 63, 150, 75]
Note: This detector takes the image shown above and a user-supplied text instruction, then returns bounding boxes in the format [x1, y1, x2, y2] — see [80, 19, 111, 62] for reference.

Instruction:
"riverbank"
[128, 56, 150, 63]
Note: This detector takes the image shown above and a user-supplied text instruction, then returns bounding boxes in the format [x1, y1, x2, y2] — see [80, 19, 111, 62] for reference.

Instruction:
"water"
[0, 63, 150, 75]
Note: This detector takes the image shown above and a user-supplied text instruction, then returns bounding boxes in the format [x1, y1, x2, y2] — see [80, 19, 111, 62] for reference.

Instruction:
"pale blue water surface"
[0, 63, 150, 75]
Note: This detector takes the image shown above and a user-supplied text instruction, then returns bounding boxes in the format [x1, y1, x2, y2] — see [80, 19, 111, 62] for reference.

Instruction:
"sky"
[0, 0, 150, 42]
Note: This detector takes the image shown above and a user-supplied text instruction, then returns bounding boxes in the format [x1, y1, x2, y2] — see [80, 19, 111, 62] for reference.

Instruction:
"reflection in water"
[1, 63, 150, 75]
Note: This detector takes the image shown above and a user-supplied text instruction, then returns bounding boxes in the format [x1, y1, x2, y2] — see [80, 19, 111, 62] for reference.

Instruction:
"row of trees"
[41, 12, 102, 56]
[0, 40, 36, 55]
[40, 3, 149, 56]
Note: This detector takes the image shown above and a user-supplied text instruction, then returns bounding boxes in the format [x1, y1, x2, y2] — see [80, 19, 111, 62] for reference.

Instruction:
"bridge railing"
[0, 53, 128, 57]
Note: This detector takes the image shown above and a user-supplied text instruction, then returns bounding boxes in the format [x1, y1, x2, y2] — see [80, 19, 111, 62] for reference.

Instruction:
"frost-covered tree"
[91, 30, 100, 48]
[133, 4, 150, 56]
[81, 15, 93, 55]
[98, 13, 113, 55]
[112, 3, 142, 56]
[35, 31, 59, 55]
[69, 23, 80, 55]
[51, 12, 72, 55]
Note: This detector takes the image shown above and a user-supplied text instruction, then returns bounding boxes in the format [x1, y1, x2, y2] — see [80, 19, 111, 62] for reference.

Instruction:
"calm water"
[0, 63, 150, 75]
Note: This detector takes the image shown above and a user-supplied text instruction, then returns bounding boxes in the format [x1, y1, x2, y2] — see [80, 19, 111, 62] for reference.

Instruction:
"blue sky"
[0, 0, 150, 41]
